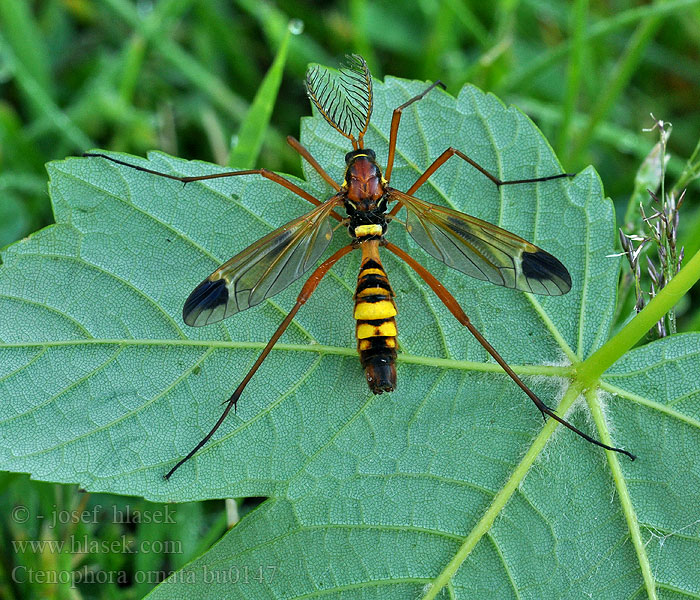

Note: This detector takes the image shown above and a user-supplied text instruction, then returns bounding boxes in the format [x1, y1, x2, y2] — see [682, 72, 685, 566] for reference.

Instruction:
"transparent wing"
[393, 190, 571, 295]
[183, 198, 341, 326]
[305, 54, 373, 145]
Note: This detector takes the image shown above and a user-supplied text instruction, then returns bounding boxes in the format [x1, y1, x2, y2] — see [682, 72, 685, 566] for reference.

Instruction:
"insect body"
[345, 149, 397, 393]
[353, 240, 398, 394]
[85, 55, 635, 479]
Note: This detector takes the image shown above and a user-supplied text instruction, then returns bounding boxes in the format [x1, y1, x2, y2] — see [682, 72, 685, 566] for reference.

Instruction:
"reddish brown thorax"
[345, 156, 384, 208]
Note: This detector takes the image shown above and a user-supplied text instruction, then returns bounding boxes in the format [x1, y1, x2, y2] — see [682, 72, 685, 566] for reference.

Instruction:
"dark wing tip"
[522, 249, 572, 295]
[182, 278, 229, 327]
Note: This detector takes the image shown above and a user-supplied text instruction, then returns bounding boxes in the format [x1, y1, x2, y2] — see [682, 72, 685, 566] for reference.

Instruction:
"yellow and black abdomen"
[354, 252, 397, 394]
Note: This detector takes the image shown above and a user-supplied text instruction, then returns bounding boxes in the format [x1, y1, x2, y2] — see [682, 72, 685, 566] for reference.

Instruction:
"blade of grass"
[558, 0, 588, 161]
[504, 0, 700, 92]
[193, 2, 258, 92]
[0, 37, 93, 151]
[201, 108, 230, 166]
[443, 0, 489, 47]
[0, 2, 53, 99]
[514, 97, 689, 179]
[118, 35, 148, 105]
[102, 0, 299, 166]
[423, 0, 457, 79]
[233, 0, 334, 73]
[101, 0, 248, 122]
[569, 7, 664, 163]
[228, 26, 293, 168]
[349, 0, 379, 72]
[671, 135, 700, 196]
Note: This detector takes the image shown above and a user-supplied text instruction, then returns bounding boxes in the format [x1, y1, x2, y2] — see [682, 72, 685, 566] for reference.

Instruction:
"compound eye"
[345, 151, 354, 163]
[365, 149, 376, 160]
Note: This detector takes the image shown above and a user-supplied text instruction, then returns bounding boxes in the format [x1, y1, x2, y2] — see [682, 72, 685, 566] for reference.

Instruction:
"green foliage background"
[1, 1, 700, 599]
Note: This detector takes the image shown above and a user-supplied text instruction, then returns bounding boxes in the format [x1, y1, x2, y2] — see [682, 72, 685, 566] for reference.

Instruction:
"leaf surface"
[1, 76, 697, 599]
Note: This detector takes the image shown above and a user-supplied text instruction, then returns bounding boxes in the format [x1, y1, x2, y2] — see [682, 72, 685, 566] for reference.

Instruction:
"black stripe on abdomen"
[354, 257, 397, 394]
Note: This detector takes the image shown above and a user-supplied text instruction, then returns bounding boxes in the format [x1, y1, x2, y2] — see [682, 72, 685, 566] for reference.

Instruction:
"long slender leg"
[286, 136, 341, 192]
[384, 241, 636, 461]
[390, 147, 574, 217]
[84, 152, 344, 222]
[412, 147, 573, 192]
[165, 243, 355, 480]
[384, 81, 446, 183]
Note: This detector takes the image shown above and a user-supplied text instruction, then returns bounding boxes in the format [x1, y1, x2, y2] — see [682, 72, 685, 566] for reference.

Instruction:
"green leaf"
[2, 75, 699, 599]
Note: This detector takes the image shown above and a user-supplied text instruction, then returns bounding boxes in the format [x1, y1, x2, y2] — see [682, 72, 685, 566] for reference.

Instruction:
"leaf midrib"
[0, 336, 573, 375]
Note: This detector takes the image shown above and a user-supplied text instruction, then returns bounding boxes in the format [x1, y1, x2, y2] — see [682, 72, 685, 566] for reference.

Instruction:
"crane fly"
[84, 55, 635, 479]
